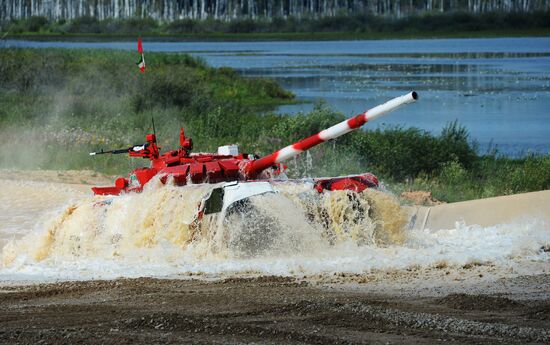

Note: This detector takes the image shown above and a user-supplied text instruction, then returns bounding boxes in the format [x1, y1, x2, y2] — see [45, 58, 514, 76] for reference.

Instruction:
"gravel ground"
[1, 274, 549, 344]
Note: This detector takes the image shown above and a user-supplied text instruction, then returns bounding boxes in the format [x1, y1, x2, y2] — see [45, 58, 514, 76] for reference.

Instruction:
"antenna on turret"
[152, 117, 156, 138]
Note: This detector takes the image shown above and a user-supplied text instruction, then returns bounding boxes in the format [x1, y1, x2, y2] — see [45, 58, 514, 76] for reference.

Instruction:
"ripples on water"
[2, 38, 550, 155]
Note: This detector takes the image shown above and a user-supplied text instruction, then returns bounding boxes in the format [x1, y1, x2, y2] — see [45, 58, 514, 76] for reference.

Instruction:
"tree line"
[1, 0, 549, 22]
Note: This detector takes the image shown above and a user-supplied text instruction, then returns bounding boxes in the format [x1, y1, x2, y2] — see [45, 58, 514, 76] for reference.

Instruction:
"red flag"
[137, 37, 143, 54]
[137, 37, 145, 73]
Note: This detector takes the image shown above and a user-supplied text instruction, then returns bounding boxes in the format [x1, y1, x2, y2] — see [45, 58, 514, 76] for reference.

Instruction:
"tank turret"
[91, 92, 418, 196]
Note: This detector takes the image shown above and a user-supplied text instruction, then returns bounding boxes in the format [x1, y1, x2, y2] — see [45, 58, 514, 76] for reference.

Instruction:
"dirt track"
[1, 275, 549, 344]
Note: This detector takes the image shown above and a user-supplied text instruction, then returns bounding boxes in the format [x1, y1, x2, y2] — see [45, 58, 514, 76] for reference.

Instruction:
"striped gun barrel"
[245, 91, 418, 178]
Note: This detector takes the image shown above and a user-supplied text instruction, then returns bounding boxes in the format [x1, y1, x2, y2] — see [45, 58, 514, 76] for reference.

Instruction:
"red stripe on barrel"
[293, 134, 324, 151]
[246, 152, 279, 176]
[346, 113, 367, 129]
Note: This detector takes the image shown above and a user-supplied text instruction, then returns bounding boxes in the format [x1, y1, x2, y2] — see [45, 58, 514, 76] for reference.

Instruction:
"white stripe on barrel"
[364, 91, 417, 122]
[245, 91, 418, 177]
[275, 145, 303, 163]
[319, 121, 354, 141]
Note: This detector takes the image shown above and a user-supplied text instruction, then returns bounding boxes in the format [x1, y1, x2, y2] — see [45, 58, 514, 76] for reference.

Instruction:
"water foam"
[1, 179, 549, 282]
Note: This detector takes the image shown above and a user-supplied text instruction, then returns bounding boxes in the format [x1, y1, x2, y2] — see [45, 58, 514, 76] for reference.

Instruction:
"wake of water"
[1, 178, 549, 282]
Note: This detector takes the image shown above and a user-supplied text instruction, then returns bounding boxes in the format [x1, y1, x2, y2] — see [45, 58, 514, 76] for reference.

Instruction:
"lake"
[2, 38, 550, 155]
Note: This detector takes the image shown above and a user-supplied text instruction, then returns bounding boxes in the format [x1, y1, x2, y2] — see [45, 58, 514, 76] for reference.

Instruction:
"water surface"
[3, 38, 550, 155]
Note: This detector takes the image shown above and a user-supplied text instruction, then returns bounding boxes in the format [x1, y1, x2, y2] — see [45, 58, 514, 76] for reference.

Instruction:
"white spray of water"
[0, 179, 86, 241]
[0, 178, 549, 282]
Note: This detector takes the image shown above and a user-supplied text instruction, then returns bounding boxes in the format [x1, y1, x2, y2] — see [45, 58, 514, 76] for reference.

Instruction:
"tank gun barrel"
[89, 143, 151, 156]
[244, 91, 418, 178]
[89, 147, 131, 156]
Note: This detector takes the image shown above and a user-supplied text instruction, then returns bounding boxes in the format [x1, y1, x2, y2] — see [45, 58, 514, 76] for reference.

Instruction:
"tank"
[90, 92, 418, 216]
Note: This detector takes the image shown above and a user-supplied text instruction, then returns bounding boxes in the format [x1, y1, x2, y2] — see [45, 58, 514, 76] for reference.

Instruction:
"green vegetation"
[273, 110, 550, 202]
[0, 48, 294, 173]
[2, 11, 549, 40]
[395, 154, 550, 203]
[0, 48, 548, 202]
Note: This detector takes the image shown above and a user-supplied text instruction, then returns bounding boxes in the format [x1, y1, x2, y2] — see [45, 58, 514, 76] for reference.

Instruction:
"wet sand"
[0, 169, 113, 192]
[1, 275, 549, 344]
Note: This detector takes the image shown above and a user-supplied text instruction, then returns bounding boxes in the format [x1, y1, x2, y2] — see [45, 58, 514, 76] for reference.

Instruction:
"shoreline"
[4, 28, 550, 42]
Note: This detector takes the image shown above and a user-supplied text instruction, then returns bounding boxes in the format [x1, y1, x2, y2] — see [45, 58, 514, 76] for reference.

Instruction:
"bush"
[506, 154, 550, 193]
[26, 16, 49, 32]
[131, 70, 202, 111]
[272, 106, 346, 144]
[227, 19, 258, 33]
[439, 120, 477, 169]
[66, 16, 101, 34]
[348, 120, 477, 181]
[102, 17, 158, 34]
[166, 19, 197, 34]
[438, 160, 468, 186]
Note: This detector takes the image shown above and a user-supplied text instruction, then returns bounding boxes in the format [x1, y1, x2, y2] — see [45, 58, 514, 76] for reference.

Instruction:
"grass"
[2, 12, 550, 41]
[9, 28, 550, 42]
[0, 48, 548, 202]
[390, 154, 550, 203]
[0, 48, 294, 173]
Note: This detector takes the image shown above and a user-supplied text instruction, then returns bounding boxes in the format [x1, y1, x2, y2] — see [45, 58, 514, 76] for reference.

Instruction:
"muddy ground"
[1, 274, 549, 344]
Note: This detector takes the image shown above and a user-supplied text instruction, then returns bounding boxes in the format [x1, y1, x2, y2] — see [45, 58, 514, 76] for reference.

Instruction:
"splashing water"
[0, 178, 549, 282]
